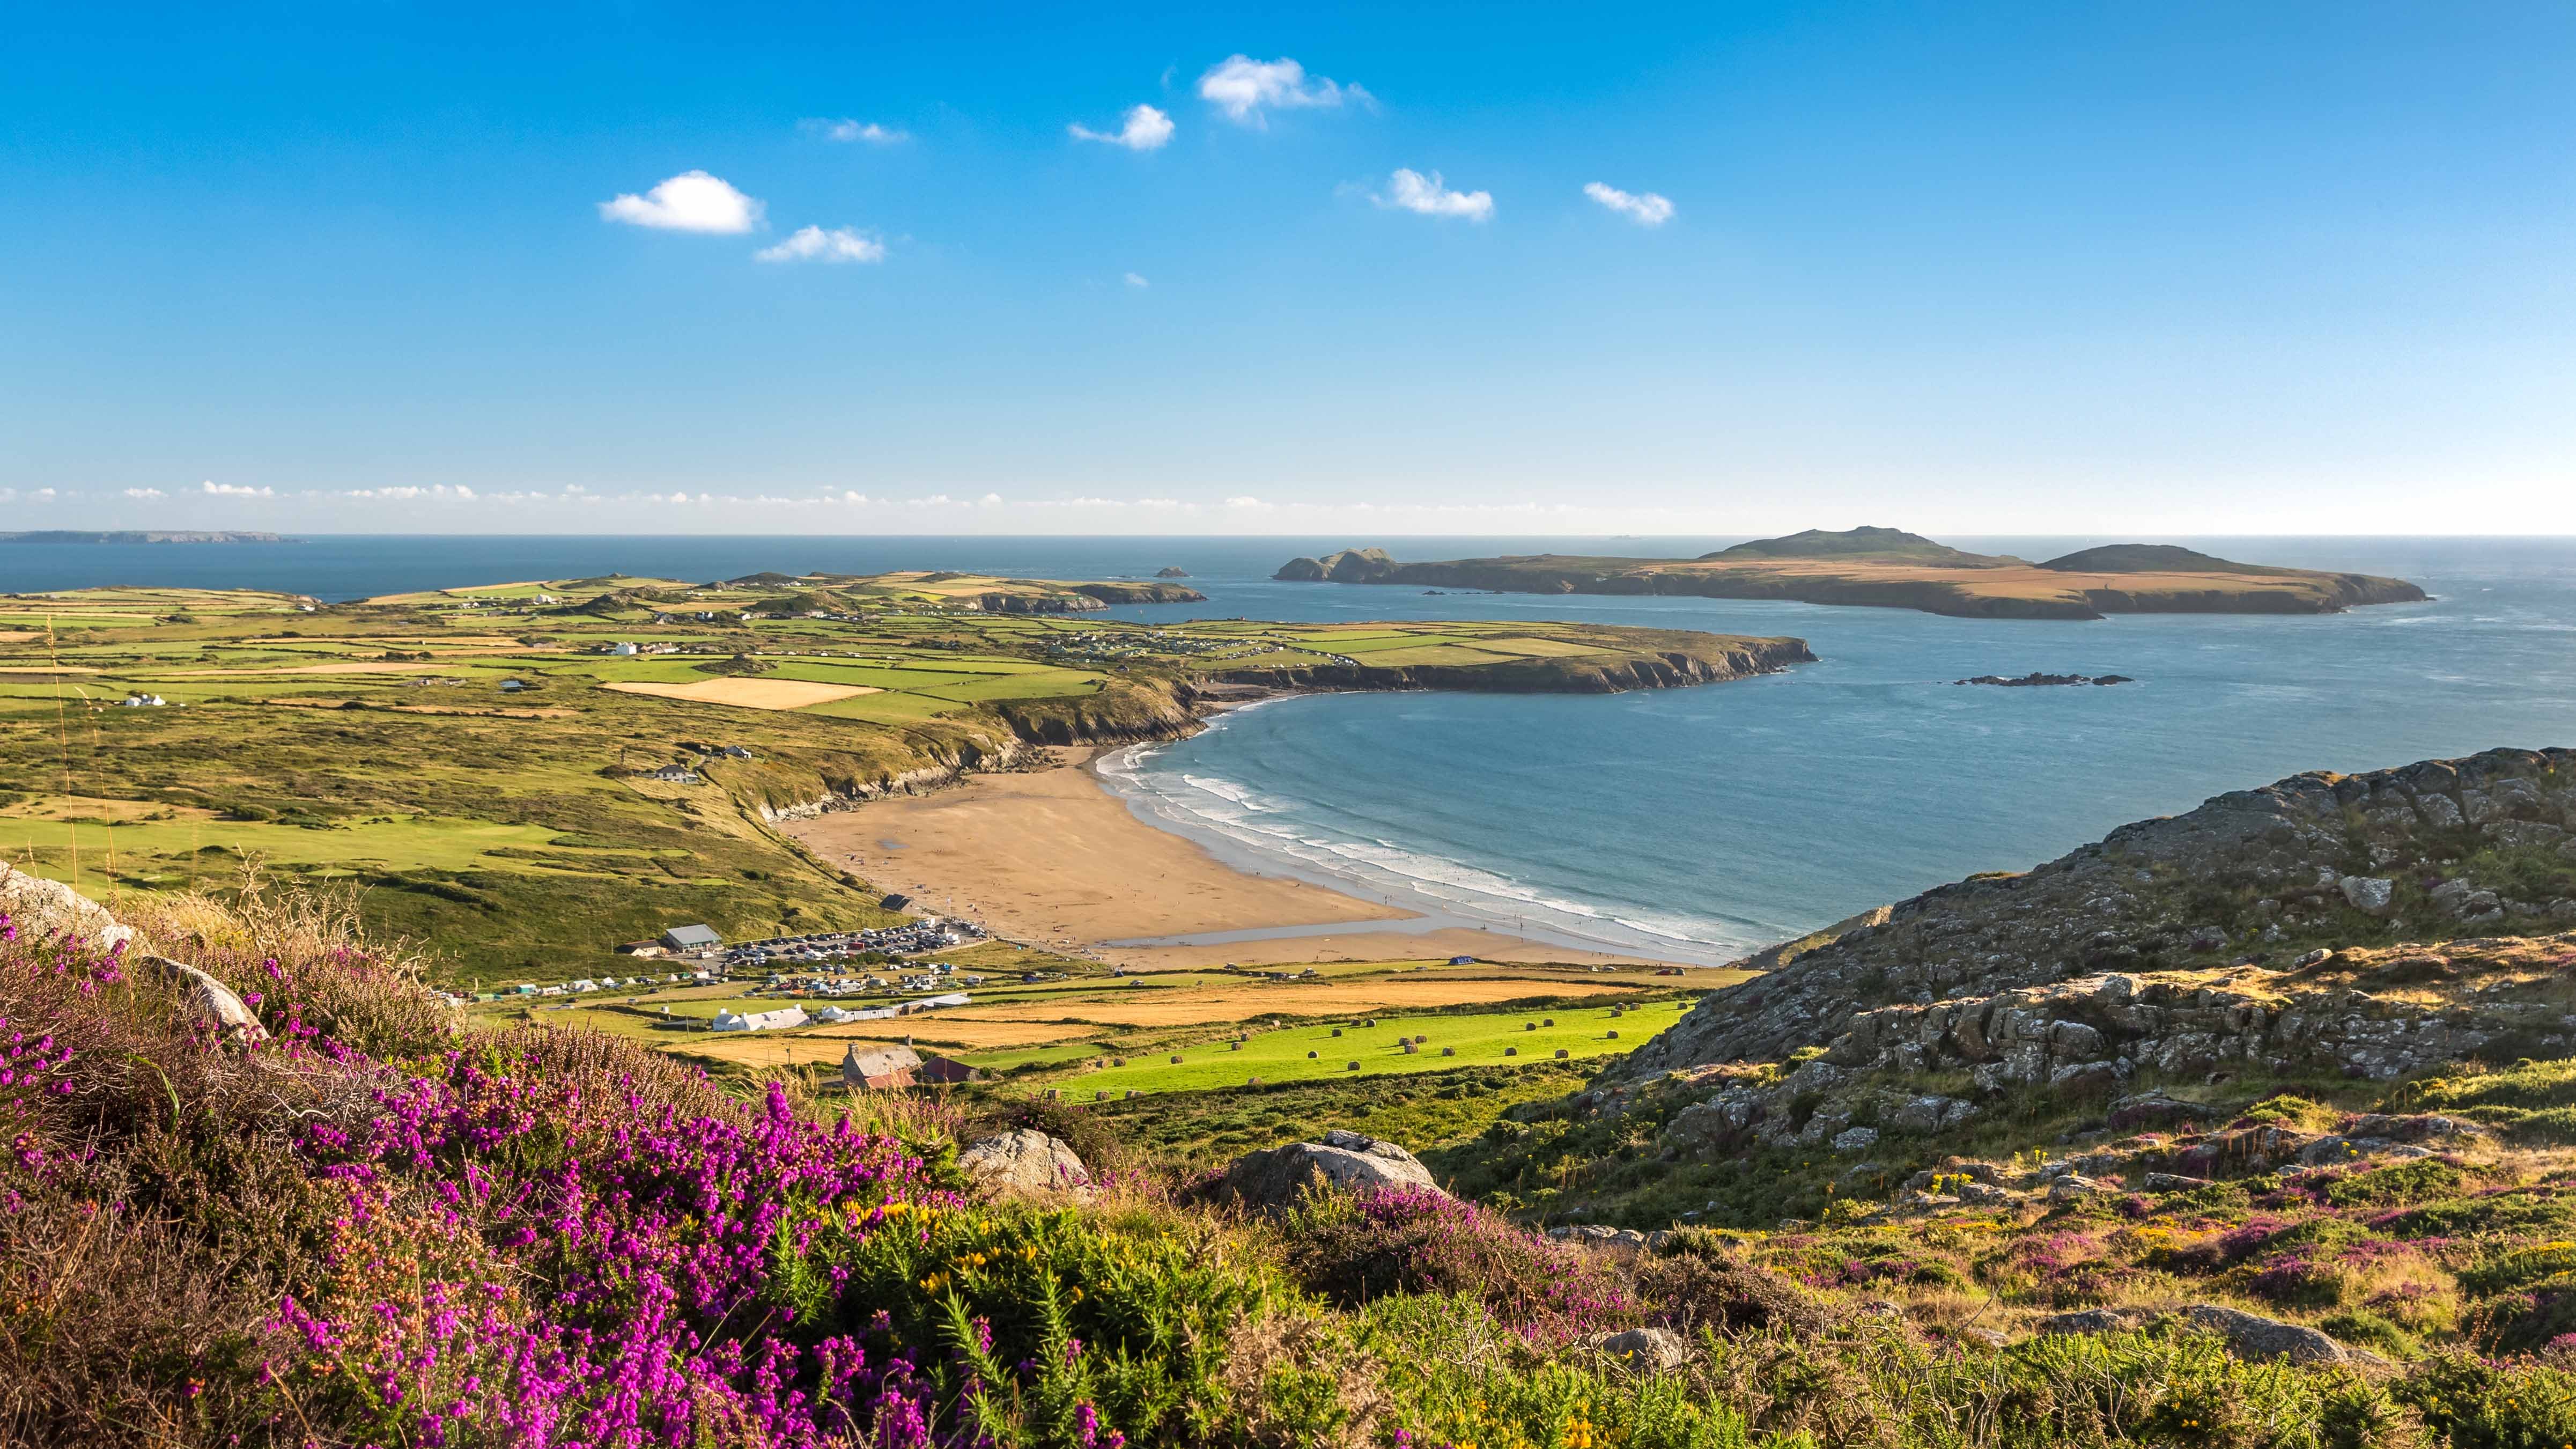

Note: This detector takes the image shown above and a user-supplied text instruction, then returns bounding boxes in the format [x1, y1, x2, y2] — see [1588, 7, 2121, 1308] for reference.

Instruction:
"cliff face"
[1614, 746, 2576, 1083]
[966, 582, 1206, 613]
[1212, 637, 1813, 694]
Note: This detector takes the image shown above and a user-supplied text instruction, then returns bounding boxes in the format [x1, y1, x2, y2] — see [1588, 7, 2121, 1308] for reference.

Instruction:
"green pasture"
[1037, 1001, 1678, 1098]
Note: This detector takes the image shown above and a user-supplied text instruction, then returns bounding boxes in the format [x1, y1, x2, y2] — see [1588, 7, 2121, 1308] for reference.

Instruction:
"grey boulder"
[1218, 1129, 1441, 1211]
[957, 1129, 1091, 1195]
[1598, 1326, 1688, 1372]
[139, 954, 267, 1042]
[0, 866, 134, 951]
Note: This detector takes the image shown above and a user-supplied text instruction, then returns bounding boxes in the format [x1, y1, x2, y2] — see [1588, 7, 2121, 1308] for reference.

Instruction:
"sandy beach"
[779, 748, 1663, 968]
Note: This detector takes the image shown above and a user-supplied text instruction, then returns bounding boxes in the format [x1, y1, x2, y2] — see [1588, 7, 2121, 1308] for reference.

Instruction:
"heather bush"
[1277, 1185, 1636, 1342]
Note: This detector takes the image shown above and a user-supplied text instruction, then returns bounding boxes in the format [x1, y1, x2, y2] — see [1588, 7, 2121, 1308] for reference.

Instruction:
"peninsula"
[0, 571, 1806, 977]
[1276, 527, 2429, 620]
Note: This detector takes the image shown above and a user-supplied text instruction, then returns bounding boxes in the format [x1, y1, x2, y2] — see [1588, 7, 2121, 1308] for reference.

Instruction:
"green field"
[1038, 1001, 1680, 1098]
[2, 572, 1796, 984]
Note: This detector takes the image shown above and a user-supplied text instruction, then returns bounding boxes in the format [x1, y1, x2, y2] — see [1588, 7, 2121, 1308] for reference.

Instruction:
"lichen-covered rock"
[2181, 1305, 2382, 1365]
[2341, 876, 2397, 916]
[1598, 1326, 1687, 1372]
[0, 865, 134, 951]
[957, 1129, 1090, 1195]
[2039, 1304, 2381, 1366]
[1217, 1129, 1441, 1211]
[138, 954, 268, 1042]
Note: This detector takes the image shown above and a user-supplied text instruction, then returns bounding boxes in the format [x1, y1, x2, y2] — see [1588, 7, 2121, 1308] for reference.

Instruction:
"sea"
[10, 534, 2573, 965]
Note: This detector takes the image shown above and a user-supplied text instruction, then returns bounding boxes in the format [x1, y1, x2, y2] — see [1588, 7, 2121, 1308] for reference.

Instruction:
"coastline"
[778, 741, 1679, 969]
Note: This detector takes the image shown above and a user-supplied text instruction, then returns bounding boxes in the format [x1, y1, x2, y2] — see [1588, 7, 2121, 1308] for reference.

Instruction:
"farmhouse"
[660, 924, 723, 953]
[610, 642, 639, 657]
[916, 1054, 979, 1085]
[842, 1043, 924, 1089]
[646, 764, 700, 783]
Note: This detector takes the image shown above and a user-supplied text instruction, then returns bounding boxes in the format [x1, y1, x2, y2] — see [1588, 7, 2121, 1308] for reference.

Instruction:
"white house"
[610, 642, 639, 657]
[710, 1006, 809, 1033]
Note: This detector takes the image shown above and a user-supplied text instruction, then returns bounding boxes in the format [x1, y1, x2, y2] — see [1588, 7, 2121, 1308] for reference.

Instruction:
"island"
[0, 529, 300, 545]
[1275, 527, 2428, 620]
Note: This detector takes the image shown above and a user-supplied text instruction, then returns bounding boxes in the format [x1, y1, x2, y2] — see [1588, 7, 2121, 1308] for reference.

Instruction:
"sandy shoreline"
[779, 747, 1667, 968]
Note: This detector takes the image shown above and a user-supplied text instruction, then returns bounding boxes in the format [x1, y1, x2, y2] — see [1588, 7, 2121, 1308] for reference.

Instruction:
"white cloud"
[802, 118, 907, 145]
[1583, 181, 1674, 227]
[1069, 104, 1174, 151]
[754, 226, 888, 264]
[1123, 272, 1149, 289]
[338, 484, 482, 501]
[201, 480, 272, 497]
[1376, 168, 1493, 222]
[1224, 496, 1271, 509]
[123, 487, 166, 499]
[1198, 55, 1369, 125]
[598, 171, 764, 233]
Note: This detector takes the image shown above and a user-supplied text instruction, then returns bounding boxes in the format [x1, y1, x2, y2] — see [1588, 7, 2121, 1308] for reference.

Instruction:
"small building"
[718, 745, 753, 760]
[879, 892, 913, 911]
[916, 1054, 979, 1085]
[646, 764, 699, 784]
[1449, 955, 1475, 966]
[119, 694, 168, 708]
[710, 1005, 808, 1033]
[610, 642, 639, 657]
[843, 1043, 924, 1090]
[660, 924, 723, 953]
[498, 679, 530, 693]
[615, 940, 665, 957]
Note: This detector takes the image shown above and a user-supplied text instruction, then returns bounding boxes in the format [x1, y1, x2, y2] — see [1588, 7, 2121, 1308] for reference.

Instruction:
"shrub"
[2396, 1352, 2576, 1449]
[1276, 1186, 1634, 1341]
[2325, 1161, 2469, 1210]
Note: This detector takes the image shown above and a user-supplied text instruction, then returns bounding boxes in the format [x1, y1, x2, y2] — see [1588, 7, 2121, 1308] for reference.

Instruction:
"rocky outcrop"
[1614, 747, 2576, 1082]
[2, 865, 272, 1042]
[1212, 639, 1814, 696]
[2039, 1304, 2383, 1366]
[139, 953, 267, 1041]
[0, 866, 135, 950]
[1154, 567, 1190, 578]
[1216, 1130, 1443, 1212]
[957, 1129, 1092, 1195]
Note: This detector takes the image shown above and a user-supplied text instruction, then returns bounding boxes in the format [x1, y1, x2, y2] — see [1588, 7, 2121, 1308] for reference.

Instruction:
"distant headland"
[0, 530, 300, 545]
[1274, 527, 2428, 621]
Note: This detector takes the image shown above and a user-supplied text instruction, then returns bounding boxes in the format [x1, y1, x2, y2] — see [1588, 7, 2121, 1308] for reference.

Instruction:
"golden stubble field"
[602, 678, 881, 709]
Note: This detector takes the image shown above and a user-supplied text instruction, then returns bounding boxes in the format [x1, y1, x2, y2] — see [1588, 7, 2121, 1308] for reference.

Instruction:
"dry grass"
[600, 678, 880, 709]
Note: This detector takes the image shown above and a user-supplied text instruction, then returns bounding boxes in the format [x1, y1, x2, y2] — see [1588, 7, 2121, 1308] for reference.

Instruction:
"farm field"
[484, 954, 1709, 1099]
[1, 571, 1797, 983]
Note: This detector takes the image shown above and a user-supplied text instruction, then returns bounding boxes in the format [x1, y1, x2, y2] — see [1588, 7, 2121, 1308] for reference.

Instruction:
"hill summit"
[1700, 527, 2010, 567]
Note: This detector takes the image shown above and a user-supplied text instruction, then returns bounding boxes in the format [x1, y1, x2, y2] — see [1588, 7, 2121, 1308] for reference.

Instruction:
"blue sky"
[3, 2, 2571, 535]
